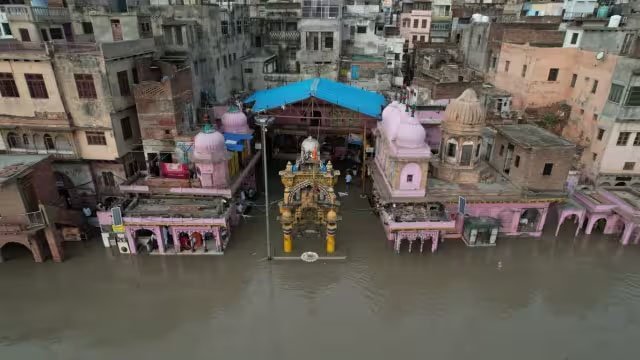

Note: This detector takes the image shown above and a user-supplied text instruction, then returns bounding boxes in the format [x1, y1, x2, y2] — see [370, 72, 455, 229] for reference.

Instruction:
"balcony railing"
[0, 210, 46, 232]
[2, 5, 70, 23]
[268, 31, 301, 42]
[562, 12, 595, 20]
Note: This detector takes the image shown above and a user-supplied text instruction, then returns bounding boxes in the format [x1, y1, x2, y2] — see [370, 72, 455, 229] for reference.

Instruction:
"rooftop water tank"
[471, 13, 482, 23]
[481, 15, 490, 23]
[597, 6, 609, 19]
[608, 14, 621, 28]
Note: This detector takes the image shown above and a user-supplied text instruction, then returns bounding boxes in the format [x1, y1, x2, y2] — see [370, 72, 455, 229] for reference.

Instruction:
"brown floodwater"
[2, 171, 640, 359]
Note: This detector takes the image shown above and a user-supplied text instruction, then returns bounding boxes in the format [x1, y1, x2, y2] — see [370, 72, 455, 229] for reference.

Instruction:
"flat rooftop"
[495, 124, 575, 149]
[125, 198, 228, 218]
[607, 188, 640, 211]
[0, 155, 49, 185]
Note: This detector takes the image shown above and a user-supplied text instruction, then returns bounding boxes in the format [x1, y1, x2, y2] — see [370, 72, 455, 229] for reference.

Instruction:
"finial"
[285, 161, 292, 172]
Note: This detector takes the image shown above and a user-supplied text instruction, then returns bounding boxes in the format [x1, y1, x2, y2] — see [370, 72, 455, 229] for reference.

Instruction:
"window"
[132, 68, 139, 84]
[547, 68, 559, 81]
[406, 174, 413, 183]
[6, 133, 18, 148]
[626, 86, 640, 106]
[233, 53, 237, 61]
[420, 35, 425, 42]
[228, 54, 232, 65]
[44, 134, 55, 150]
[121, 117, 132, 140]
[422, 19, 427, 28]
[86, 131, 107, 145]
[216, 58, 220, 72]
[475, 143, 480, 157]
[19, 28, 30, 42]
[593, 153, 597, 161]
[82, 22, 94, 34]
[323, 32, 333, 49]
[570, 32, 579, 45]
[634, 133, 640, 146]
[504, 61, 510, 72]
[244, 68, 253, 74]
[491, 57, 497, 69]
[591, 80, 599, 94]
[22, 134, 29, 146]
[2, 23, 12, 36]
[521, 65, 527, 78]
[403, 19, 410, 28]
[447, 143, 456, 157]
[24, 74, 48, 99]
[117, 71, 130, 96]
[0, 73, 19, 98]
[597, 128, 605, 140]
[357, 26, 367, 34]
[570, 74, 577, 88]
[223, 56, 227, 68]
[514, 155, 520, 167]
[542, 163, 553, 176]
[102, 172, 116, 187]
[412, 35, 417, 43]
[139, 22, 151, 35]
[617, 132, 631, 146]
[193, 60, 199, 75]
[49, 27, 63, 40]
[40, 29, 49, 41]
[236, 20, 242, 34]
[413, 19, 418, 28]
[609, 84, 624, 103]
[624, 162, 636, 170]
[499, 144, 504, 156]
[175, 27, 183, 45]
[74, 74, 97, 99]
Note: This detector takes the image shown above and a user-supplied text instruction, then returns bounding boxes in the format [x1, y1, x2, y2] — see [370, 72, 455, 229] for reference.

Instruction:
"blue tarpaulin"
[243, 78, 386, 119]
[223, 133, 253, 152]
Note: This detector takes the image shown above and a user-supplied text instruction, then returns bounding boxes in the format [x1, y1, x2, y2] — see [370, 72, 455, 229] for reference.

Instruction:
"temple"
[96, 106, 260, 256]
[371, 88, 577, 252]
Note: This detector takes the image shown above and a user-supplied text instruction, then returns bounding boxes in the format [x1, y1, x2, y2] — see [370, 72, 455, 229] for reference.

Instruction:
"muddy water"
[2, 173, 640, 359]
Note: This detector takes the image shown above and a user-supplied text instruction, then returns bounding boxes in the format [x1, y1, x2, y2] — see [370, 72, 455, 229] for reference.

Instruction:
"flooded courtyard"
[2, 180, 640, 360]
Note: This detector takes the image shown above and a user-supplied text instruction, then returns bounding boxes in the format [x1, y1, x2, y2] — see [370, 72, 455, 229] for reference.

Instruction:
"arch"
[460, 140, 474, 166]
[6, 132, 19, 148]
[444, 138, 458, 163]
[399, 162, 422, 190]
[600, 182, 611, 187]
[134, 228, 156, 253]
[22, 134, 30, 147]
[0, 237, 43, 263]
[615, 181, 627, 187]
[518, 208, 540, 232]
[587, 217, 608, 234]
[43, 133, 55, 150]
[54, 135, 72, 151]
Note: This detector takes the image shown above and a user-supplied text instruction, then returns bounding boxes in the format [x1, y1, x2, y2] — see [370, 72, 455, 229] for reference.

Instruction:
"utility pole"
[256, 115, 274, 260]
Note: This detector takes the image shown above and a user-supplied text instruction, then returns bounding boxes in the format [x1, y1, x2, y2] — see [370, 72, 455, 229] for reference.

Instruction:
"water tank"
[608, 15, 622, 28]
[481, 16, 490, 23]
[472, 13, 482, 23]
[597, 6, 609, 18]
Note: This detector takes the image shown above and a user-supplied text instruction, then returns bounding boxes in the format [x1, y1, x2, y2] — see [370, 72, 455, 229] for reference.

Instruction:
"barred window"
[302, 0, 340, 19]
[25, 73, 48, 99]
[86, 131, 107, 145]
[625, 86, 640, 106]
[74, 74, 97, 99]
[0, 72, 19, 97]
[608, 84, 624, 103]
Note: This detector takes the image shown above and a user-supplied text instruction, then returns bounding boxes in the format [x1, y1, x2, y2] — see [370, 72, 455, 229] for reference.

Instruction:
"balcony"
[101, 38, 155, 60]
[0, 210, 46, 233]
[563, 12, 595, 20]
[268, 31, 301, 42]
[3, 5, 70, 23]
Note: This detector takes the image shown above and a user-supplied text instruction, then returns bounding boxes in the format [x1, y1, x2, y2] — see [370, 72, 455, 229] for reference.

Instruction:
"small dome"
[444, 88, 485, 127]
[380, 102, 405, 140]
[395, 112, 427, 149]
[221, 106, 251, 134]
[326, 209, 337, 222]
[193, 124, 228, 162]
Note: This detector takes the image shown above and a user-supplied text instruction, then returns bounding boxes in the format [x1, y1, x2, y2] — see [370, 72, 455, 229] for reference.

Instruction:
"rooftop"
[244, 77, 386, 118]
[0, 155, 49, 185]
[125, 198, 228, 218]
[495, 124, 575, 149]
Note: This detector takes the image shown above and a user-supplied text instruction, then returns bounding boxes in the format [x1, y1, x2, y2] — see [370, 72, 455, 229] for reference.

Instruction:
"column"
[621, 222, 634, 245]
[153, 226, 164, 254]
[510, 209, 522, 233]
[44, 226, 64, 262]
[171, 227, 180, 253]
[535, 207, 549, 234]
[126, 229, 137, 254]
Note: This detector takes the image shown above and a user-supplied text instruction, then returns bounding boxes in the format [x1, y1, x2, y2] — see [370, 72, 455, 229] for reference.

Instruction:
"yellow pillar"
[326, 233, 335, 254]
[283, 233, 292, 253]
[326, 209, 337, 254]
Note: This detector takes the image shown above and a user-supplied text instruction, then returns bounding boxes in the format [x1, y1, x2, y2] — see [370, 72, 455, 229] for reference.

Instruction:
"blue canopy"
[244, 78, 386, 119]
[223, 133, 253, 152]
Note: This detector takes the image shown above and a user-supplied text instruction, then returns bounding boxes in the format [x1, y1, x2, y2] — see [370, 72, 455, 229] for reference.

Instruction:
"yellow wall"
[0, 59, 65, 117]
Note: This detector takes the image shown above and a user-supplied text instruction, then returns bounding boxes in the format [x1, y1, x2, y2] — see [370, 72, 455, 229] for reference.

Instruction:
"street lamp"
[255, 115, 275, 260]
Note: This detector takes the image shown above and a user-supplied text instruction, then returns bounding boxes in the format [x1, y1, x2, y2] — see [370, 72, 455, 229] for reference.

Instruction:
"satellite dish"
[301, 251, 319, 263]
[596, 51, 605, 61]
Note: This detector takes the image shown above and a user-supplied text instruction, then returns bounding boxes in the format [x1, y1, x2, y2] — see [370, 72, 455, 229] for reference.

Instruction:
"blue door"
[351, 65, 360, 80]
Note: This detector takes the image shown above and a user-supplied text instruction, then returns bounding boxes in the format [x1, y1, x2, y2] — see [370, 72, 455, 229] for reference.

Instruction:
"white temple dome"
[395, 113, 427, 148]
[193, 124, 228, 162]
[221, 106, 251, 134]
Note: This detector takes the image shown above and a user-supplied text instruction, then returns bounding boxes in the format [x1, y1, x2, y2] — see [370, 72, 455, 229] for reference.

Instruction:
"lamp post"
[255, 115, 275, 260]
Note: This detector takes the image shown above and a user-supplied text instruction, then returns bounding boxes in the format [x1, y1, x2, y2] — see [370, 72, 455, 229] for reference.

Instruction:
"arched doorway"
[0, 242, 34, 262]
[591, 218, 607, 234]
[134, 229, 156, 253]
[557, 214, 580, 235]
[518, 209, 540, 232]
[178, 231, 191, 251]
[54, 171, 77, 209]
[190, 231, 204, 252]
[615, 182, 627, 186]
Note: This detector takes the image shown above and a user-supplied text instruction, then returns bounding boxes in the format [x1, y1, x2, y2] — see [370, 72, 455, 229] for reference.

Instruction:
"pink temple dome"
[193, 126, 228, 162]
[380, 101, 404, 140]
[221, 106, 251, 134]
[395, 112, 427, 149]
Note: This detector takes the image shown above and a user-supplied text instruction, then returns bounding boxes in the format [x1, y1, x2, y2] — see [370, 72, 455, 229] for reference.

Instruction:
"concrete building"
[431, 0, 452, 43]
[562, 0, 598, 20]
[399, 0, 432, 49]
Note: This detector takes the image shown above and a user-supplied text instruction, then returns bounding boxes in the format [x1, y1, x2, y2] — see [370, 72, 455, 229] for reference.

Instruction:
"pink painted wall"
[445, 201, 551, 236]
[399, 10, 432, 48]
[399, 163, 422, 190]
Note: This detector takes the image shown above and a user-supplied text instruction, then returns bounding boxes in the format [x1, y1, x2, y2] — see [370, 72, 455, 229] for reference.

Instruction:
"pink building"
[371, 89, 574, 253]
[97, 108, 260, 256]
[400, 8, 432, 49]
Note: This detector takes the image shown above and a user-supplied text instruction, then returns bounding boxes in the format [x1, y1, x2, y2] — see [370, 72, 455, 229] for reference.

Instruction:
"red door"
[111, 20, 123, 41]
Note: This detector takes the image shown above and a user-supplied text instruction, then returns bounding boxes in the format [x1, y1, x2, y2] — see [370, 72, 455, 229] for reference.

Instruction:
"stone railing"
[2, 5, 70, 22]
[0, 210, 46, 232]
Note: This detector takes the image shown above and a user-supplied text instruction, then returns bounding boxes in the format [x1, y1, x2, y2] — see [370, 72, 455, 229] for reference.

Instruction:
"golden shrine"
[279, 136, 341, 254]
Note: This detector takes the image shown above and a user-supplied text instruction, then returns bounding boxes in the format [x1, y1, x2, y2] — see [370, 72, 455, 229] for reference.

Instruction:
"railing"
[562, 12, 595, 20]
[0, 41, 46, 52]
[269, 31, 301, 42]
[0, 210, 46, 232]
[2, 5, 70, 22]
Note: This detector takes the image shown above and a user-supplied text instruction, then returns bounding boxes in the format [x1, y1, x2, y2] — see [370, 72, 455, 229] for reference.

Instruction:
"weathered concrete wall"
[0, 182, 26, 216]
[92, 13, 141, 43]
[579, 29, 637, 55]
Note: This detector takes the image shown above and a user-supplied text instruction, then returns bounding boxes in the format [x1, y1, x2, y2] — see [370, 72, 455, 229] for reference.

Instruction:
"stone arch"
[6, 132, 19, 148]
[43, 133, 55, 150]
[22, 134, 30, 148]
[399, 162, 422, 190]
[615, 181, 627, 187]
[586, 216, 608, 234]
[600, 182, 611, 187]
[460, 140, 474, 166]
[0, 235, 44, 263]
[444, 137, 458, 163]
[518, 208, 540, 232]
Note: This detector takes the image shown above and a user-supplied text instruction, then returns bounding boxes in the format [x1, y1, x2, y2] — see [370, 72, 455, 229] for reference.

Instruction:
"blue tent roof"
[244, 78, 386, 118]
[223, 133, 253, 152]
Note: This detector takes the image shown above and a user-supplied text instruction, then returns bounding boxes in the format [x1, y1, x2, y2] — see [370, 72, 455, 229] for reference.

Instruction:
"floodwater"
[2, 166, 640, 359]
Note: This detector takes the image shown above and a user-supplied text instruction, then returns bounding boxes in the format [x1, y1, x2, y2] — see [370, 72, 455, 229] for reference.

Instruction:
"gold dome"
[444, 89, 485, 128]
